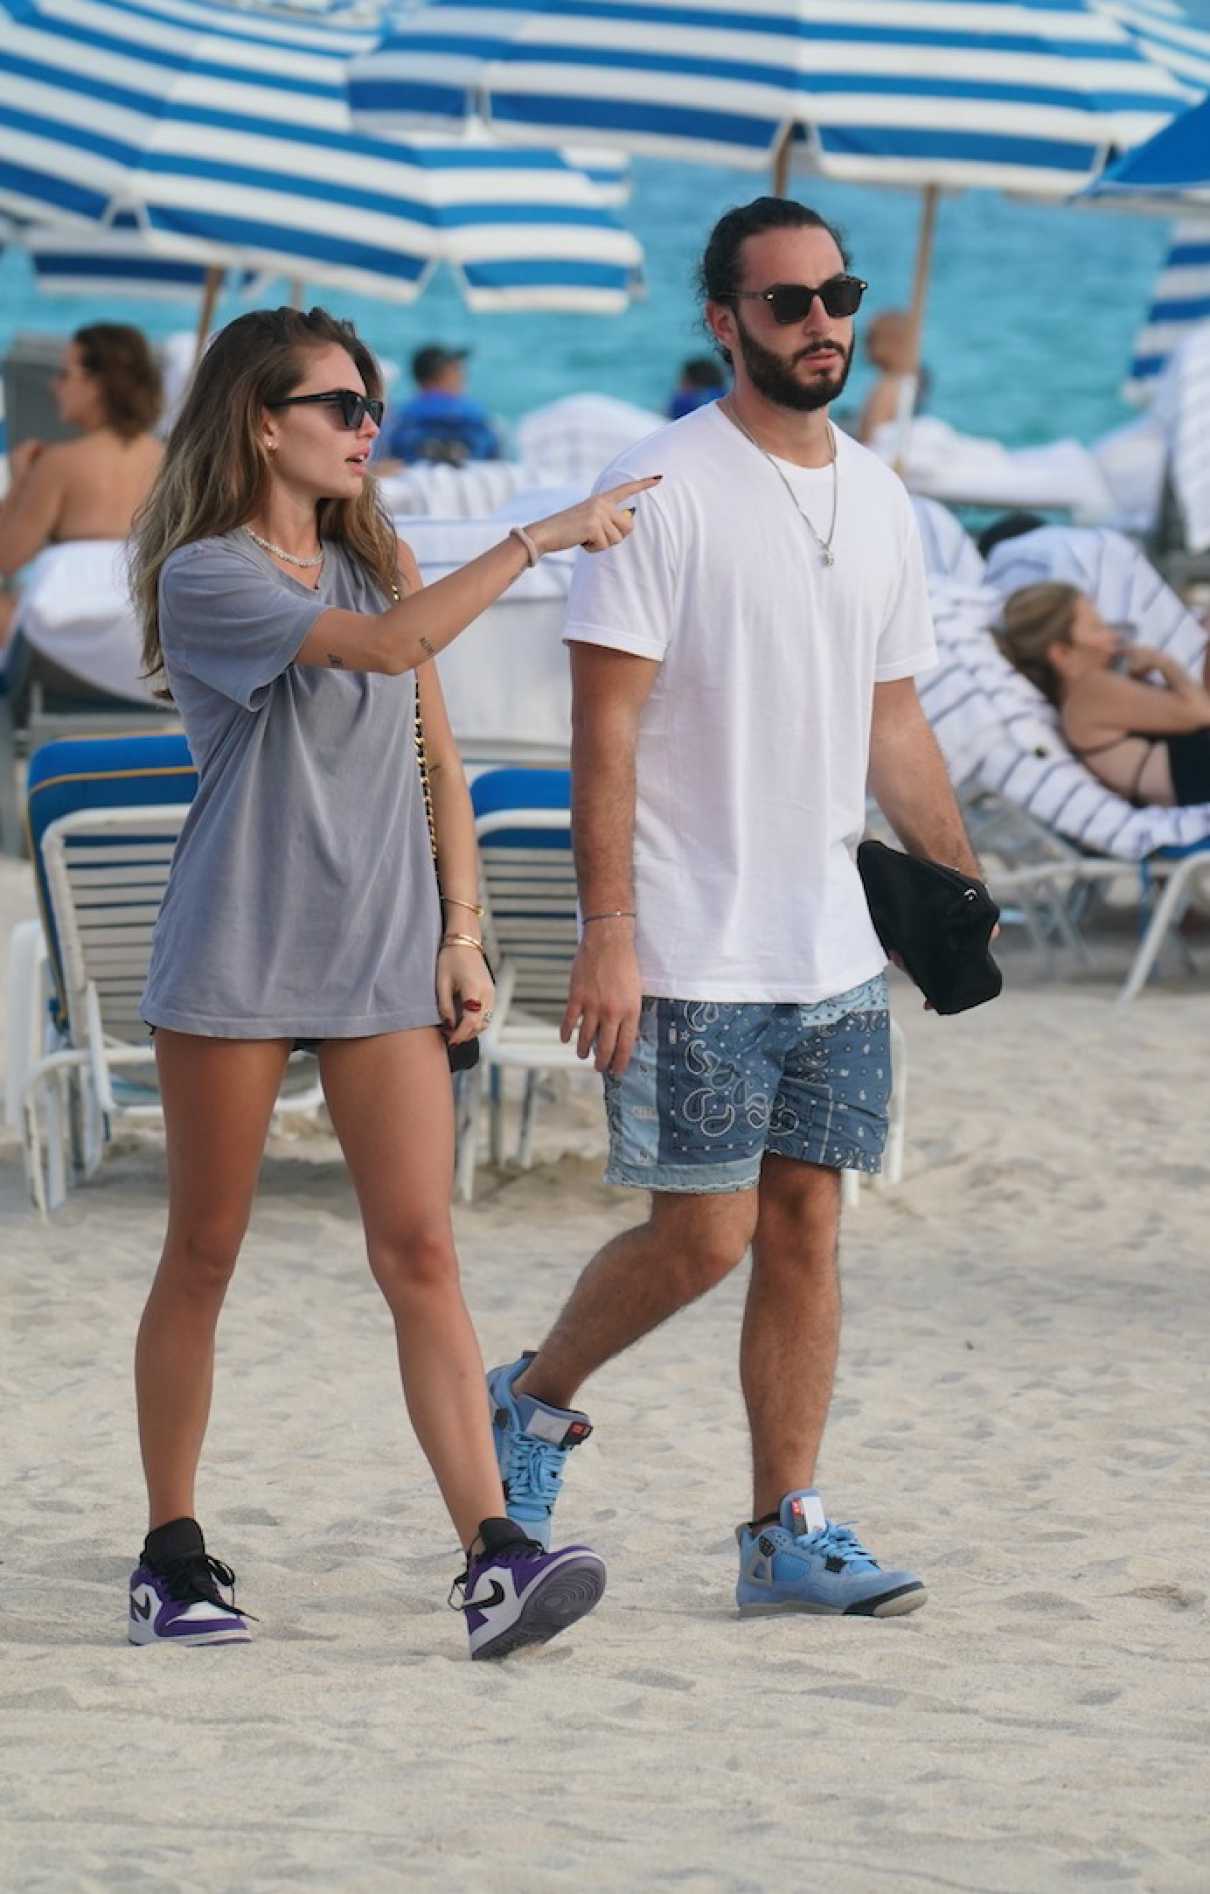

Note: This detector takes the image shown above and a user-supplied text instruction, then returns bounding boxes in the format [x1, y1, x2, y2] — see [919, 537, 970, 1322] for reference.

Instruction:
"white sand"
[2, 852, 1209, 1893]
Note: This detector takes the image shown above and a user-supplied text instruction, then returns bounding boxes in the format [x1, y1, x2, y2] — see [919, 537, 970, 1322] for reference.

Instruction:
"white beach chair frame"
[7, 803, 324, 1216]
[455, 806, 583, 1203]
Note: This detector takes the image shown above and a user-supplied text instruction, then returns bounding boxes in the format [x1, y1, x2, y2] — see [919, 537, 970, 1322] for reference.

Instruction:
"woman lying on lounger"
[997, 582, 1210, 809]
[127, 304, 655, 1657]
[0, 324, 163, 647]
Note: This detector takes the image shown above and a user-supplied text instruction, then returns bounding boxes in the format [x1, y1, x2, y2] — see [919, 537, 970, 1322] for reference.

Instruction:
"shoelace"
[448, 1534, 545, 1613]
[502, 1432, 567, 1506]
[795, 1521, 880, 1570]
[155, 1553, 258, 1620]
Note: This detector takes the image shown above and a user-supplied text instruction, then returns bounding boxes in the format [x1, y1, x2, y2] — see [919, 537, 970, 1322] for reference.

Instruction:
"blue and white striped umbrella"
[4, 213, 262, 300]
[348, 0, 1199, 193]
[1096, 0, 1210, 96]
[0, 0, 642, 312]
[1126, 219, 1210, 399]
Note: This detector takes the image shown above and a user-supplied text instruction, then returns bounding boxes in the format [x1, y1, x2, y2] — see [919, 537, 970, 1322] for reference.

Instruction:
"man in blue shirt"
[379, 344, 501, 466]
[666, 355, 727, 422]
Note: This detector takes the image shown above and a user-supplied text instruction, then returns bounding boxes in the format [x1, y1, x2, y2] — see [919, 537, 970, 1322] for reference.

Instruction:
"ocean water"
[0, 162, 1190, 452]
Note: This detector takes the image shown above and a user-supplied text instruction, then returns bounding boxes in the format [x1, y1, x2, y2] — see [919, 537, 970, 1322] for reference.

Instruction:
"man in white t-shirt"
[487, 197, 984, 1620]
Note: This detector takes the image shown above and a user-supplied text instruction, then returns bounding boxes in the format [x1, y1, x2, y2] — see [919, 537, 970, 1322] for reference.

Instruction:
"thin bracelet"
[442, 931, 486, 952]
[509, 525, 540, 568]
[442, 895, 485, 918]
[582, 910, 636, 924]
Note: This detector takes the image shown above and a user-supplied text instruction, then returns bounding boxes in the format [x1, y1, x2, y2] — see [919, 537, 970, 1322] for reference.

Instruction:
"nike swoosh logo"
[469, 1581, 506, 1611]
[130, 1592, 153, 1621]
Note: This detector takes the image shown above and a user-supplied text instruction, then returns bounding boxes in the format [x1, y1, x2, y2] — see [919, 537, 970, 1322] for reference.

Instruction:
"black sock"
[471, 1516, 531, 1559]
[747, 1511, 779, 1533]
[143, 1517, 204, 1566]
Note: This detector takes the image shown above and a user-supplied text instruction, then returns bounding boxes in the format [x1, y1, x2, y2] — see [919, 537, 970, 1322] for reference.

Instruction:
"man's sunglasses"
[734, 275, 868, 324]
[267, 389, 384, 429]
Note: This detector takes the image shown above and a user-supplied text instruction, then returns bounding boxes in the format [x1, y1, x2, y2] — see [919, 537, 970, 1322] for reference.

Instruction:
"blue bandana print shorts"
[603, 974, 891, 1193]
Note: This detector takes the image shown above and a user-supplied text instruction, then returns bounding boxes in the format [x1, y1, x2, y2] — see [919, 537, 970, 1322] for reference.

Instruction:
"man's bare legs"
[516, 1160, 844, 1518]
[515, 1188, 759, 1410]
[741, 1155, 842, 1519]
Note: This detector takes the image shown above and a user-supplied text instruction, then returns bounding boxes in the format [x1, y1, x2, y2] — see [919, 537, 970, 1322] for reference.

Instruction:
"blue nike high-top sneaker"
[736, 1488, 926, 1618]
[487, 1352, 592, 1549]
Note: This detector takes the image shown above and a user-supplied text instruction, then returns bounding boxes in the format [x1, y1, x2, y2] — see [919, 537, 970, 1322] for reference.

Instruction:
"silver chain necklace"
[721, 399, 839, 566]
[245, 526, 325, 570]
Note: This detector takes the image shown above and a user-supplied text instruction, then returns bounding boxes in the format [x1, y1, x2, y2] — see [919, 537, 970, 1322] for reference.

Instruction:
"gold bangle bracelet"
[442, 895, 485, 918]
[442, 932, 485, 953]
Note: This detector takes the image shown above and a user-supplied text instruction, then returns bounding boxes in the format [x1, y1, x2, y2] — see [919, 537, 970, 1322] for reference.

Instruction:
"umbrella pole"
[893, 184, 939, 471]
[771, 126, 793, 196]
[288, 278, 305, 309]
[193, 267, 224, 367]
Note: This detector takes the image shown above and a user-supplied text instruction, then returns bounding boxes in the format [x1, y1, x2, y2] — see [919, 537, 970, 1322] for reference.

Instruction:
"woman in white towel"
[998, 582, 1210, 809]
[0, 324, 164, 647]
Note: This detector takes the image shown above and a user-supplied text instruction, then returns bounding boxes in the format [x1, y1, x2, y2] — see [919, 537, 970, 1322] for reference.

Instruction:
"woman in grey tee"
[126, 305, 655, 1658]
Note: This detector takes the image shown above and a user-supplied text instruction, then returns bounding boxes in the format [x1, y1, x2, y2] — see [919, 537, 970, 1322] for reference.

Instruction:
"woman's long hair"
[75, 323, 162, 438]
[994, 582, 1081, 707]
[132, 307, 397, 693]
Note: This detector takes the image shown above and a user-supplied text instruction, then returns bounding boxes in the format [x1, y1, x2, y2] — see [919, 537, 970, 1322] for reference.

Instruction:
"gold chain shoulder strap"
[393, 578, 439, 866]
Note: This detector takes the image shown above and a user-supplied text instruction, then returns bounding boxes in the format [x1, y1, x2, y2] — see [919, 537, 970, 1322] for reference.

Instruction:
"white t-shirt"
[563, 400, 937, 1003]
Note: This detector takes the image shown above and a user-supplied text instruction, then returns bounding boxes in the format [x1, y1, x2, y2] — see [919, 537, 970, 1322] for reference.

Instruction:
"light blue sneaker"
[736, 1489, 926, 1618]
[487, 1352, 593, 1550]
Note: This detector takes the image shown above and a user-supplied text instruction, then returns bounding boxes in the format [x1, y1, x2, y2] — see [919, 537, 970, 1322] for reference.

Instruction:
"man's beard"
[733, 311, 853, 413]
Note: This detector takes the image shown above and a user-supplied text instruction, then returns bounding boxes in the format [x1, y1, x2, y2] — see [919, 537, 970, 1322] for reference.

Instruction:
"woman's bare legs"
[319, 1029, 504, 1550]
[135, 1032, 291, 1529]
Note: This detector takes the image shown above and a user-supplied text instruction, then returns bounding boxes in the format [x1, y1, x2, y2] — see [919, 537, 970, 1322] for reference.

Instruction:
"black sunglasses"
[734, 275, 868, 324]
[268, 388, 384, 429]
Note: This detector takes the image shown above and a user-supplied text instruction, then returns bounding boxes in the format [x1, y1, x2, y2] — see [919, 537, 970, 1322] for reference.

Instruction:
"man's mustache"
[795, 341, 848, 365]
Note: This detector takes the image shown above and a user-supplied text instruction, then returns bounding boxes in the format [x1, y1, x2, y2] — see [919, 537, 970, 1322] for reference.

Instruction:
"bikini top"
[1069, 728, 1210, 809]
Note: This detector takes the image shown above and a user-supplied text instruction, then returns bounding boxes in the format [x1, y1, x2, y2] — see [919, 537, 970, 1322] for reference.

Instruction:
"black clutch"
[856, 839, 1003, 1016]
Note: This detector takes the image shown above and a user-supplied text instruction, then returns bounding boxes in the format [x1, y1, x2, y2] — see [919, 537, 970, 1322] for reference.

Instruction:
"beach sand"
[2, 851, 1209, 1893]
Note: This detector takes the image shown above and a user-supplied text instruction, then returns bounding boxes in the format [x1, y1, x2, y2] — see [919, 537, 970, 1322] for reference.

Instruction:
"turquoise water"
[0, 166, 1185, 450]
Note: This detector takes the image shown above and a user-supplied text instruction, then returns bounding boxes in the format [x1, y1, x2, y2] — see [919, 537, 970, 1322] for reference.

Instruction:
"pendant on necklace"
[821, 548, 835, 567]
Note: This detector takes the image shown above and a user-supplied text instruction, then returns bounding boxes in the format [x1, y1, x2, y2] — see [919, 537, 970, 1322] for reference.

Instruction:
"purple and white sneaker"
[450, 1516, 605, 1661]
[128, 1517, 252, 1648]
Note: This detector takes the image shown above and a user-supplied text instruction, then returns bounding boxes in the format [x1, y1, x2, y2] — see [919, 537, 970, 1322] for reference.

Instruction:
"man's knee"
[650, 1190, 759, 1301]
[754, 1158, 843, 1267]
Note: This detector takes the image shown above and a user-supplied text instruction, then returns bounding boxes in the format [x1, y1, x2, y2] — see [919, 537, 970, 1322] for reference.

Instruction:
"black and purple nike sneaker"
[450, 1516, 605, 1660]
[128, 1517, 252, 1648]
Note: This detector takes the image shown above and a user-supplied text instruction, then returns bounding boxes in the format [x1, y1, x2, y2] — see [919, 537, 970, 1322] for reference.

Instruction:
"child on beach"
[997, 582, 1210, 808]
[127, 305, 654, 1657]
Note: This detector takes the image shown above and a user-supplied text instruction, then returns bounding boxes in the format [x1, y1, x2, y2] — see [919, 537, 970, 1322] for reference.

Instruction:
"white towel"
[514, 393, 665, 487]
[11, 540, 157, 703]
[1150, 320, 1210, 554]
[873, 417, 1118, 522]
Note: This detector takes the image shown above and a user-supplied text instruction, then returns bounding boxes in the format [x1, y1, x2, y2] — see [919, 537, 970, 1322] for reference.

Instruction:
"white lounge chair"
[10, 733, 323, 1215]
[919, 532, 1210, 998]
[454, 773, 582, 1202]
[0, 541, 180, 854]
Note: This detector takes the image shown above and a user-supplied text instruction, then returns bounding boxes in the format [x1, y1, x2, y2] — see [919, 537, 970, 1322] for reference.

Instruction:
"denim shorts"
[603, 975, 891, 1194]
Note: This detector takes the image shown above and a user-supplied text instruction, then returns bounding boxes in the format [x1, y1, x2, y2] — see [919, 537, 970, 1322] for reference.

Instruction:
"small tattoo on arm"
[419, 637, 435, 659]
[327, 652, 345, 669]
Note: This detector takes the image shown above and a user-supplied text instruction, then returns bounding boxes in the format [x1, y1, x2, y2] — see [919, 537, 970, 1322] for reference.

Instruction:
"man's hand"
[561, 926, 643, 1076]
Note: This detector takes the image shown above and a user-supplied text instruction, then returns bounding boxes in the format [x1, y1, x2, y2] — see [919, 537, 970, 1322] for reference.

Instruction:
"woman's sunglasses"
[734, 275, 868, 324]
[268, 389, 384, 429]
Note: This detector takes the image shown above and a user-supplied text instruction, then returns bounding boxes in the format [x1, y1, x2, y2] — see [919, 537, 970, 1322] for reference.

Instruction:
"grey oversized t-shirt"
[141, 531, 442, 1038]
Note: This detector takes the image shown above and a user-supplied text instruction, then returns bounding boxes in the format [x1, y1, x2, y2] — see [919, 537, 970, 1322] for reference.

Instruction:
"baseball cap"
[412, 344, 469, 383]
